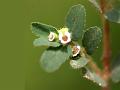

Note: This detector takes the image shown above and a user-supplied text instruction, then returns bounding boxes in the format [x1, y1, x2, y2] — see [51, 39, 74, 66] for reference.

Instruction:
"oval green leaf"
[65, 4, 86, 43]
[105, 0, 120, 23]
[40, 47, 70, 72]
[31, 22, 58, 37]
[33, 37, 61, 47]
[70, 57, 89, 69]
[82, 26, 102, 55]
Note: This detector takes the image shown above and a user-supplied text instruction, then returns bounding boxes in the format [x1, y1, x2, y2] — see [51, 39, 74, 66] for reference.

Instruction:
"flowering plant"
[31, 0, 120, 90]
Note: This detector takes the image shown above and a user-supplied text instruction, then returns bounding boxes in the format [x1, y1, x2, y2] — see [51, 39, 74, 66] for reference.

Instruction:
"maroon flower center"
[72, 46, 79, 54]
[62, 35, 68, 41]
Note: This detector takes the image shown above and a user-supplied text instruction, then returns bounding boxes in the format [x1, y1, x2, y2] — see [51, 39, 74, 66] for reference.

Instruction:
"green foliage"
[82, 26, 102, 55]
[105, 0, 120, 23]
[66, 4, 86, 43]
[40, 47, 70, 72]
[111, 54, 120, 83]
[82, 68, 107, 87]
[70, 57, 89, 69]
[31, 22, 58, 37]
[33, 37, 60, 47]
[31, 4, 105, 88]
[31, 4, 102, 75]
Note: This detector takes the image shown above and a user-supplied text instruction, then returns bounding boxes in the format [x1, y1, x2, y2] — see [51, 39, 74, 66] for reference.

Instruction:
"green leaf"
[83, 68, 107, 87]
[65, 4, 86, 43]
[105, 0, 120, 23]
[40, 47, 70, 72]
[33, 37, 60, 47]
[31, 22, 58, 37]
[111, 54, 120, 83]
[70, 57, 89, 69]
[82, 26, 102, 55]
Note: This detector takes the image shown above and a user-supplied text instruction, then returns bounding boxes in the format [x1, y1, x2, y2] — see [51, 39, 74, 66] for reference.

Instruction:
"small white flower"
[58, 28, 71, 44]
[72, 45, 80, 57]
[48, 32, 56, 41]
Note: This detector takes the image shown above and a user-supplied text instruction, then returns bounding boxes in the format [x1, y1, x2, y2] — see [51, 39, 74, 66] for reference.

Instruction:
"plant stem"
[102, 17, 111, 90]
[88, 57, 102, 75]
[100, 0, 111, 90]
[87, 55, 102, 76]
[82, 48, 102, 76]
[102, 19, 111, 79]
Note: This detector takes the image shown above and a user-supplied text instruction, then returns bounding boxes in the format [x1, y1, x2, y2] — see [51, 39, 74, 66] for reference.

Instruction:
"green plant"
[31, 0, 120, 90]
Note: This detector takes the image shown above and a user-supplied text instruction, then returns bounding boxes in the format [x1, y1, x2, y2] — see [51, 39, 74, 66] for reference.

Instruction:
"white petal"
[65, 31, 71, 37]
[72, 45, 81, 57]
[58, 32, 63, 41]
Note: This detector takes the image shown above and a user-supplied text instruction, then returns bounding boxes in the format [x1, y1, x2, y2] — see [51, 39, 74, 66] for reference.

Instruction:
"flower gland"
[72, 45, 81, 57]
[58, 28, 71, 44]
[48, 32, 57, 41]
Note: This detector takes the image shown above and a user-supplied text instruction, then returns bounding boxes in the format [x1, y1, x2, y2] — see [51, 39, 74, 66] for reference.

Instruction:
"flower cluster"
[48, 27, 81, 57]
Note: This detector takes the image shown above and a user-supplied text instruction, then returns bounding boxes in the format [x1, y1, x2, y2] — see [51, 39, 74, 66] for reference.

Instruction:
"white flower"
[58, 28, 71, 44]
[72, 45, 80, 57]
[48, 32, 56, 41]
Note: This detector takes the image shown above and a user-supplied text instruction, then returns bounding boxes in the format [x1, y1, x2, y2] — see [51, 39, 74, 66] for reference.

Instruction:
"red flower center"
[62, 35, 68, 41]
[72, 46, 79, 54]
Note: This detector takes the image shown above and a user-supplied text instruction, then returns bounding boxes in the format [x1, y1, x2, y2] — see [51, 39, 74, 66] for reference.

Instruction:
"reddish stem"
[102, 18, 111, 90]
[102, 19, 111, 75]
[100, 0, 111, 90]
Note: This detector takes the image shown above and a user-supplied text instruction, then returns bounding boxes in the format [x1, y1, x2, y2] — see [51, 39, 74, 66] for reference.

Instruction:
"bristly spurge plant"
[31, 0, 120, 90]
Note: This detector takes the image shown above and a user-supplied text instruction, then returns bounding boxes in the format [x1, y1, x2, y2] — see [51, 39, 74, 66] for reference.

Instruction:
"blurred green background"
[0, 0, 120, 90]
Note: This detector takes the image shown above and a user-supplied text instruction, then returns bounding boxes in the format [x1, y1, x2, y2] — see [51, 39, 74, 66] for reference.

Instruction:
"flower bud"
[48, 32, 57, 41]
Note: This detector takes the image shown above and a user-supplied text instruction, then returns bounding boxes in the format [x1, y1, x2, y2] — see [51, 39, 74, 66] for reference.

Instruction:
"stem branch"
[88, 57, 102, 75]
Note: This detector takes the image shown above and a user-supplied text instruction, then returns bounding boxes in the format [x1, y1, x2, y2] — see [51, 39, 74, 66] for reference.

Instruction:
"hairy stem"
[100, 0, 111, 90]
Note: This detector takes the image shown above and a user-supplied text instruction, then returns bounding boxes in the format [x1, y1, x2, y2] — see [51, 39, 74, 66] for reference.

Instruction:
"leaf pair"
[66, 4, 102, 55]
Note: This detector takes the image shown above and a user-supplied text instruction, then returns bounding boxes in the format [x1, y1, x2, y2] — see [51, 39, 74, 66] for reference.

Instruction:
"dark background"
[0, 0, 120, 90]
